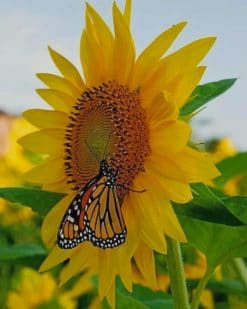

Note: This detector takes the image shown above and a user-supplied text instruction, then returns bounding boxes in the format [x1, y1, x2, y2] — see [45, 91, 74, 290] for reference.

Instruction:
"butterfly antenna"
[117, 183, 146, 193]
[85, 130, 113, 163]
[103, 131, 113, 159]
[85, 139, 100, 163]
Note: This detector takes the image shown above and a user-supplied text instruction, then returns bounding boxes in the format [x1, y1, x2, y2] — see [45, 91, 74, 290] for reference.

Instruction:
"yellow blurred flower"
[7, 268, 77, 309]
[19, 0, 219, 306]
[0, 115, 36, 177]
[0, 112, 13, 155]
[0, 115, 36, 224]
[133, 249, 216, 309]
[229, 296, 247, 309]
[185, 251, 222, 309]
[0, 200, 33, 225]
[210, 138, 236, 163]
[199, 289, 215, 309]
[5, 117, 36, 174]
[208, 138, 247, 196]
[184, 250, 207, 279]
[223, 179, 239, 196]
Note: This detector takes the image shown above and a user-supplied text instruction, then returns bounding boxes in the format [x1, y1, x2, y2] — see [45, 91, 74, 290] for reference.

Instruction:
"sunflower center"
[64, 81, 150, 198]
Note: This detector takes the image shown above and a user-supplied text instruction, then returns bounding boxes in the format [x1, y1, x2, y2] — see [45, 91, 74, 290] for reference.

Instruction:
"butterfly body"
[58, 160, 127, 249]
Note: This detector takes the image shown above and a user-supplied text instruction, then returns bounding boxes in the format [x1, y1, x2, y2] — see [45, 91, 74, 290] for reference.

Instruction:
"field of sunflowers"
[1, 1, 247, 308]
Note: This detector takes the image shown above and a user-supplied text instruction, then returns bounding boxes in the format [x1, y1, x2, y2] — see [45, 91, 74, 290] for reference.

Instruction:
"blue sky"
[0, 0, 247, 149]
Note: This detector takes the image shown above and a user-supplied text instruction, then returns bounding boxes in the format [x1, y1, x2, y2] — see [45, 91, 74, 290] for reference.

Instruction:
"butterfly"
[57, 159, 127, 249]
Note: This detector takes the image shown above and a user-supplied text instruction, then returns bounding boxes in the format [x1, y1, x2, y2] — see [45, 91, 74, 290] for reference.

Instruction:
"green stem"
[231, 258, 247, 290]
[191, 270, 212, 309]
[166, 237, 190, 309]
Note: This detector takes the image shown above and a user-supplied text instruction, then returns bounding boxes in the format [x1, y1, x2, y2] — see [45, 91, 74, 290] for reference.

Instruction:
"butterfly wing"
[84, 176, 127, 248]
[57, 176, 127, 249]
[57, 177, 98, 249]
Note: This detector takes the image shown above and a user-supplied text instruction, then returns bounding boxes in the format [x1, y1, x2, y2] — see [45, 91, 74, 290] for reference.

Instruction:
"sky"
[0, 0, 247, 150]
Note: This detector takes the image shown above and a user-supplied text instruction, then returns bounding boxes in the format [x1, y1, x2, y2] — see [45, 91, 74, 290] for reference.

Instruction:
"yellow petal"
[98, 250, 117, 300]
[23, 109, 68, 129]
[122, 196, 140, 257]
[37, 73, 81, 97]
[109, 201, 137, 291]
[86, 4, 114, 80]
[169, 66, 206, 108]
[134, 242, 158, 289]
[36, 89, 75, 113]
[105, 281, 116, 309]
[59, 243, 96, 286]
[171, 146, 220, 182]
[141, 230, 166, 255]
[162, 200, 186, 242]
[41, 193, 74, 247]
[69, 271, 94, 297]
[39, 245, 77, 272]
[157, 176, 193, 203]
[48, 46, 85, 89]
[18, 129, 64, 155]
[150, 120, 191, 155]
[146, 92, 178, 126]
[123, 0, 132, 26]
[141, 37, 216, 103]
[145, 155, 187, 182]
[118, 251, 132, 292]
[43, 179, 70, 193]
[80, 30, 103, 87]
[130, 187, 167, 254]
[133, 174, 167, 233]
[162, 37, 215, 75]
[136, 167, 192, 204]
[115, 201, 138, 292]
[135, 170, 186, 241]
[131, 22, 186, 90]
[24, 156, 65, 184]
[113, 3, 135, 85]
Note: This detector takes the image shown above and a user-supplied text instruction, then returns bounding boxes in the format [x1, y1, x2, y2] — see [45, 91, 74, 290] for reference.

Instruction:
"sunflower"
[0, 116, 35, 224]
[7, 268, 77, 309]
[19, 0, 219, 306]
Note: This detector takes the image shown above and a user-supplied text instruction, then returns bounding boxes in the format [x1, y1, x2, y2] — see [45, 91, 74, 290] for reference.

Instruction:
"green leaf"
[174, 183, 242, 226]
[178, 215, 247, 272]
[223, 196, 247, 224]
[187, 278, 247, 297]
[0, 244, 46, 261]
[37, 298, 62, 309]
[190, 183, 223, 206]
[0, 187, 65, 216]
[215, 152, 247, 186]
[116, 284, 173, 309]
[179, 78, 237, 117]
[207, 279, 247, 297]
[116, 293, 148, 309]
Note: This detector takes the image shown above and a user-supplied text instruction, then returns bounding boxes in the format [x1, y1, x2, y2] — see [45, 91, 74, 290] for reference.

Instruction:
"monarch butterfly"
[57, 159, 127, 249]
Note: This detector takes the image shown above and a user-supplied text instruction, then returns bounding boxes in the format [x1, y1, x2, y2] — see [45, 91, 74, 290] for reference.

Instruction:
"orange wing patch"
[57, 160, 127, 249]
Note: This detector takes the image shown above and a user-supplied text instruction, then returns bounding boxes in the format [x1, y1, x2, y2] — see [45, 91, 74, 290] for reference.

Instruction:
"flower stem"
[191, 270, 212, 309]
[231, 258, 247, 289]
[166, 237, 190, 309]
